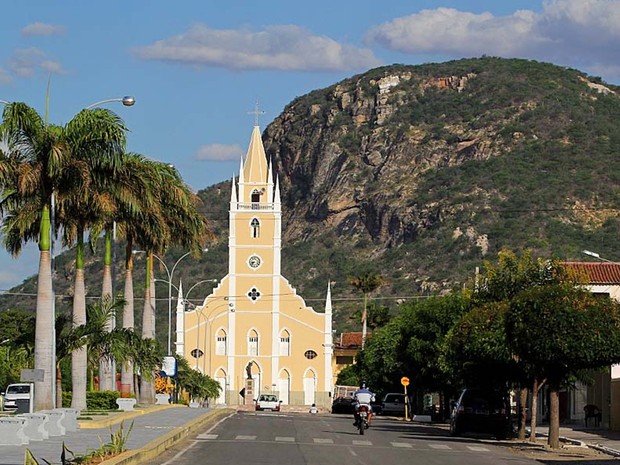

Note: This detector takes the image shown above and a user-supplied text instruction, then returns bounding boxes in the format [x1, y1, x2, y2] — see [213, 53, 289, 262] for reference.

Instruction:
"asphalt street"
[149, 412, 543, 465]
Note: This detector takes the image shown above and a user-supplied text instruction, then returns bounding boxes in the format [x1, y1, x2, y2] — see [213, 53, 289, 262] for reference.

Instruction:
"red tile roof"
[335, 332, 364, 349]
[562, 262, 620, 285]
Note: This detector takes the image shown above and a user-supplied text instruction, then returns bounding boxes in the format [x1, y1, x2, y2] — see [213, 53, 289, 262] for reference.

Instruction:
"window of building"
[248, 331, 259, 356]
[251, 189, 260, 209]
[280, 331, 290, 356]
[216, 330, 227, 356]
[336, 355, 354, 365]
[251, 218, 260, 238]
[304, 350, 318, 360]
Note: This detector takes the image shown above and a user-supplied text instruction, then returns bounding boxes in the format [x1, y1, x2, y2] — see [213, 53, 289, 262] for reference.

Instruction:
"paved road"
[150, 412, 541, 465]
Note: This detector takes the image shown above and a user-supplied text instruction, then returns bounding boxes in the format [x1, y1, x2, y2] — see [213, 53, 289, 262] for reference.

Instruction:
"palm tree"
[0, 101, 71, 410]
[348, 273, 385, 347]
[134, 162, 211, 403]
[56, 108, 127, 409]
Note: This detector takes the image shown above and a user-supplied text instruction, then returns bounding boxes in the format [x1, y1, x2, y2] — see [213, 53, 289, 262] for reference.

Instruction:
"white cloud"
[195, 143, 244, 161]
[366, 0, 620, 82]
[21, 22, 65, 37]
[0, 67, 12, 85]
[9, 48, 66, 78]
[134, 24, 380, 72]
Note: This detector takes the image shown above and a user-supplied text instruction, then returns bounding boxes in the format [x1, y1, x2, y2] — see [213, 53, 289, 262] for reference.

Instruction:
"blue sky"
[1, 0, 619, 288]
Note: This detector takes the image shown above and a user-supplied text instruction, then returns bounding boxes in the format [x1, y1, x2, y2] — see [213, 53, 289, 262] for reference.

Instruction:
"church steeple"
[242, 126, 268, 184]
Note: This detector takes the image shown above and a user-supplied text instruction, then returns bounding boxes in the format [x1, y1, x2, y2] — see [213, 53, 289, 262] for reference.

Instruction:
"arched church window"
[279, 330, 290, 356]
[248, 330, 259, 356]
[251, 218, 260, 238]
[251, 189, 260, 209]
[216, 329, 227, 356]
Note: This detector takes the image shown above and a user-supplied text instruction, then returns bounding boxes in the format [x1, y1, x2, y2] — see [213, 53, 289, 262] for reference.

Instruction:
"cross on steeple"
[248, 101, 266, 126]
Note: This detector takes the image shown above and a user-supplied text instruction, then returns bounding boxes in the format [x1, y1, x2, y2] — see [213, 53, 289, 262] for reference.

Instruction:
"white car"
[3, 383, 31, 410]
[254, 394, 282, 411]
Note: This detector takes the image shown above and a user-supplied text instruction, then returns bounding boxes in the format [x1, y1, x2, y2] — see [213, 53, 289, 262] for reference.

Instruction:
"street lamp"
[136, 249, 208, 355]
[85, 96, 136, 110]
[194, 299, 231, 374]
[582, 250, 616, 263]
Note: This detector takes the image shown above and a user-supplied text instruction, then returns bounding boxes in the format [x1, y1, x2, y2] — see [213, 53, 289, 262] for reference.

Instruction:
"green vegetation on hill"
[2, 57, 620, 334]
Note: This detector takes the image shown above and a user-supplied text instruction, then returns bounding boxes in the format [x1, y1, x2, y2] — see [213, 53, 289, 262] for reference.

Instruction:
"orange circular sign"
[401, 377, 410, 386]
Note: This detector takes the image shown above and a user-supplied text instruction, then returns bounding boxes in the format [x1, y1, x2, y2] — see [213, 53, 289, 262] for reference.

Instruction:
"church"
[178, 123, 334, 408]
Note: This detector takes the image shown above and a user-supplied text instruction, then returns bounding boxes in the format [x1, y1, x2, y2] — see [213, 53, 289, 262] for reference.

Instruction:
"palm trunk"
[56, 364, 63, 407]
[361, 293, 367, 347]
[548, 387, 560, 449]
[34, 205, 54, 411]
[139, 255, 155, 404]
[71, 232, 88, 410]
[120, 241, 135, 395]
[99, 228, 116, 391]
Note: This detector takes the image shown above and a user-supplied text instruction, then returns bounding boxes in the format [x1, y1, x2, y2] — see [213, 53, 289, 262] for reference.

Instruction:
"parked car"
[381, 393, 407, 417]
[449, 388, 511, 439]
[3, 383, 31, 411]
[331, 395, 355, 414]
[254, 394, 282, 412]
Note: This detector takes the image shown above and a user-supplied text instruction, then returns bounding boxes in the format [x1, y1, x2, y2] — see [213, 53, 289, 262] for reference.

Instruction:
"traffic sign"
[401, 376, 410, 386]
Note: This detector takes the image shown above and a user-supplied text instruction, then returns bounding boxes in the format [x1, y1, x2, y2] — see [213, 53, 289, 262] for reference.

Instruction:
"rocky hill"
[4, 57, 620, 332]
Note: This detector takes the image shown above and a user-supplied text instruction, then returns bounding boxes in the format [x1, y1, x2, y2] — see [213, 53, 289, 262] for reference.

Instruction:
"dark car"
[331, 396, 355, 414]
[331, 395, 383, 415]
[450, 388, 511, 439]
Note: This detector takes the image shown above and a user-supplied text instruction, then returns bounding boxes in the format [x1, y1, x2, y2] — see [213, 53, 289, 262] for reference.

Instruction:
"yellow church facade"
[179, 124, 333, 408]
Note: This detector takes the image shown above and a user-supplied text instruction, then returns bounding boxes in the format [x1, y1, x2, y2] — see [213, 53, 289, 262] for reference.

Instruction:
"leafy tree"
[508, 284, 620, 448]
[395, 293, 470, 417]
[454, 249, 569, 440]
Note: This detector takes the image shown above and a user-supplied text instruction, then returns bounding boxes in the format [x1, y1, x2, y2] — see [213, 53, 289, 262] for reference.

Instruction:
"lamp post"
[1, 94, 134, 409]
[149, 249, 208, 355]
[582, 250, 615, 263]
[195, 300, 231, 374]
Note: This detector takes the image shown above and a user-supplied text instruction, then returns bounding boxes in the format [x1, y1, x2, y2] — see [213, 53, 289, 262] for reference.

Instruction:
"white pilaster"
[323, 282, 334, 392]
[175, 279, 185, 356]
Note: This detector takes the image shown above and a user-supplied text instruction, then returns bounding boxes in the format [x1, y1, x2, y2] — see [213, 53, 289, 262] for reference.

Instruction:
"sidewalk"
[0, 405, 233, 465]
[557, 424, 620, 457]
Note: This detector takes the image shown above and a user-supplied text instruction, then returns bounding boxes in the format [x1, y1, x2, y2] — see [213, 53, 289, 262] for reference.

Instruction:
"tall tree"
[348, 273, 384, 346]
[56, 107, 127, 409]
[0, 101, 71, 410]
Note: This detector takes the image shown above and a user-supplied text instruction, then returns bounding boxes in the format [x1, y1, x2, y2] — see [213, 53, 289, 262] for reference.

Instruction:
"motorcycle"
[356, 405, 370, 435]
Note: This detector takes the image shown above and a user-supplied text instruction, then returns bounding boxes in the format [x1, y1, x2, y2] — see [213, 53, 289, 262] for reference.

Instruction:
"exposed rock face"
[259, 57, 620, 293]
[264, 64, 511, 248]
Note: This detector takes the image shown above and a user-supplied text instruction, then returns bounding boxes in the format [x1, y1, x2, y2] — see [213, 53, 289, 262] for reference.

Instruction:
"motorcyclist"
[353, 381, 375, 427]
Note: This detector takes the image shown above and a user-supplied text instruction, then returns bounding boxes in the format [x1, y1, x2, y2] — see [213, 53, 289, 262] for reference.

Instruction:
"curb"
[100, 408, 235, 465]
[79, 404, 185, 429]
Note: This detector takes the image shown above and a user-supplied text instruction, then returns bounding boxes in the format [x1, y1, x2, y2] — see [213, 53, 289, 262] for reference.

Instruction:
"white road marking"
[196, 433, 219, 440]
[391, 442, 413, 448]
[429, 444, 451, 450]
[275, 436, 295, 442]
[352, 440, 372, 446]
[313, 438, 334, 444]
[467, 446, 490, 452]
[348, 447, 358, 456]
[159, 441, 198, 465]
[235, 435, 257, 440]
